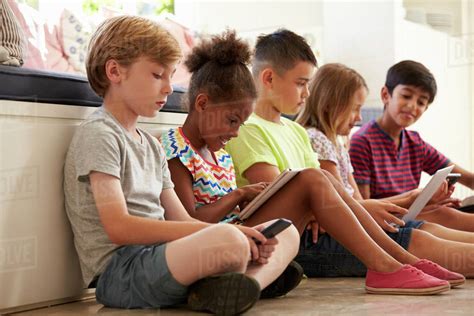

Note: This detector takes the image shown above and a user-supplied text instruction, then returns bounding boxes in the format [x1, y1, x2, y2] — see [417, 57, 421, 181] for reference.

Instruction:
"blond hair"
[297, 63, 367, 144]
[86, 15, 182, 97]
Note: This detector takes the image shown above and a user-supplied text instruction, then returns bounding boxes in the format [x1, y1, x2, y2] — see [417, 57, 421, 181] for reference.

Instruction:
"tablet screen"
[402, 165, 454, 222]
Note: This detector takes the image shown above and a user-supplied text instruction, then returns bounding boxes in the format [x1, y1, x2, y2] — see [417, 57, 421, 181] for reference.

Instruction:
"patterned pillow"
[0, 0, 25, 66]
[60, 9, 91, 74]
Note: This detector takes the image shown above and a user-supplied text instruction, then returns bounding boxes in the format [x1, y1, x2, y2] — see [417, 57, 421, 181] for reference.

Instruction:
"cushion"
[60, 9, 91, 74]
[0, 0, 25, 66]
[0, 64, 187, 112]
[8, 1, 80, 73]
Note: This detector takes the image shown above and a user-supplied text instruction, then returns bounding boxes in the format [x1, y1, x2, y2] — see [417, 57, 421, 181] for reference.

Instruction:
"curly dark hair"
[185, 30, 257, 110]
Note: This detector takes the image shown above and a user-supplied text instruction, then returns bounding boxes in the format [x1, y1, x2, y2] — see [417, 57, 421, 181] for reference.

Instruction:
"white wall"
[322, 1, 399, 106]
[175, 0, 324, 60]
[175, 0, 323, 33]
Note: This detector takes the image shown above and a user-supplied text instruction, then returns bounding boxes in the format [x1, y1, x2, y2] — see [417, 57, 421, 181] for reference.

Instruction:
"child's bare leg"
[244, 168, 402, 273]
[417, 206, 474, 232]
[321, 171, 474, 275]
[419, 222, 474, 243]
[166, 225, 250, 286]
[322, 172, 474, 276]
[166, 222, 298, 289]
[245, 221, 300, 289]
[408, 229, 474, 277]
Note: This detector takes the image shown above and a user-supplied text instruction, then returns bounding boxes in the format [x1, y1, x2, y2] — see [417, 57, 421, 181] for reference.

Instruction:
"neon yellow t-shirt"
[226, 113, 319, 187]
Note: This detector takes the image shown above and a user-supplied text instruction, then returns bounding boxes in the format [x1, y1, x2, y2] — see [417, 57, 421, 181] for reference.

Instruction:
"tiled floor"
[9, 278, 474, 315]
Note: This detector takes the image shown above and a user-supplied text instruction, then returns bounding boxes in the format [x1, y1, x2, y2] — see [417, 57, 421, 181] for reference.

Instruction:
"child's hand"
[428, 181, 452, 205]
[235, 224, 278, 264]
[432, 197, 462, 208]
[254, 237, 278, 264]
[433, 183, 461, 207]
[253, 223, 278, 264]
[362, 199, 408, 233]
[235, 225, 267, 263]
[421, 197, 461, 215]
[305, 216, 323, 243]
[237, 182, 269, 210]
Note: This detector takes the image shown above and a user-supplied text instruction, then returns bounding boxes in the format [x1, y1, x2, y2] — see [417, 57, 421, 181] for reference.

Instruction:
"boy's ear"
[261, 68, 273, 88]
[381, 86, 391, 105]
[194, 93, 209, 112]
[105, 59, 123, 83]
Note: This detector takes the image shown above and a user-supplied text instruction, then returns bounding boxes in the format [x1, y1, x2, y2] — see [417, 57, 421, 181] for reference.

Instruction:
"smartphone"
[446, 173, 461, 186]
[255, 219, 292, 244]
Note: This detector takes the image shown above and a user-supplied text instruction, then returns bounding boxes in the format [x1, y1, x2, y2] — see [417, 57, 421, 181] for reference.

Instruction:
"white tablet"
[238, 169, 302, 220]
[402, 165, 454, 222]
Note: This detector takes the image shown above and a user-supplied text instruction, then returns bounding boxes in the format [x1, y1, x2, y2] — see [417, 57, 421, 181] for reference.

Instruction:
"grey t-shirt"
[64, 107, 174, 287]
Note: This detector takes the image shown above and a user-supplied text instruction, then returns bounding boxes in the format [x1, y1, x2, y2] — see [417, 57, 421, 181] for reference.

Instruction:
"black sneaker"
[260, 260, 304, 299]
[187, 272, 261, 315]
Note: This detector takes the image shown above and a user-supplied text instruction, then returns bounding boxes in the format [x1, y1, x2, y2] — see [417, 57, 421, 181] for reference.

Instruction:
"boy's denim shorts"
[95, 244, 188, 309]
[295, 220, 425, 277]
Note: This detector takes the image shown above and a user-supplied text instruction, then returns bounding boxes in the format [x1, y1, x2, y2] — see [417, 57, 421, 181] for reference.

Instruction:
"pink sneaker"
[413, 259, 465, 287]
[366, 264, 450, 295]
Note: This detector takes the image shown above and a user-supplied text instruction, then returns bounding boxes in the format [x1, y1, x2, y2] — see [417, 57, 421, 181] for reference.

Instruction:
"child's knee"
[436, 206, 461, 222]
[299, 168, 327, 186]
[209, 224, 250, 262]
[420, 221, 443, 232]
[422, 206, 461, 224]
[407, 229, 434, 253]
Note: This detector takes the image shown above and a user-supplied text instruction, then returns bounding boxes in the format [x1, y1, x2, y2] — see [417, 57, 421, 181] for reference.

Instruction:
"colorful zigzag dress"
[161, 128, 237, 218]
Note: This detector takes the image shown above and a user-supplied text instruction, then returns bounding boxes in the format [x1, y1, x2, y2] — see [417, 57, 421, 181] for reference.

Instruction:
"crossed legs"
[166, 222, 300, 289]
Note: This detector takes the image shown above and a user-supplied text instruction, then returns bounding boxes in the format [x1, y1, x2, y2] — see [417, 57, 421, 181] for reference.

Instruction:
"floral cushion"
[60, 9, 91, 74]
[8, 1, 78, 73]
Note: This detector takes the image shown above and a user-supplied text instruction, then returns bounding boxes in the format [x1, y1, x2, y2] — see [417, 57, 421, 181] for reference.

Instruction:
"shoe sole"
[188, 273, 260, 315]
[365, 284, 450, 295]
[261, 261, 304, 299]
[448, 278, 465, 287]
[285, 261, 304, 294]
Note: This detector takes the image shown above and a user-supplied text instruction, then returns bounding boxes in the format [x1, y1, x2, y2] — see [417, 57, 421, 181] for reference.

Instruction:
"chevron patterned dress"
[161, 128, 237, 211]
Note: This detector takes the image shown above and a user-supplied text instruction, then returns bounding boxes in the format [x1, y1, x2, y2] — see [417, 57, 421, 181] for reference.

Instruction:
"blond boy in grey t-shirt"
[63, 16, 299, 313]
